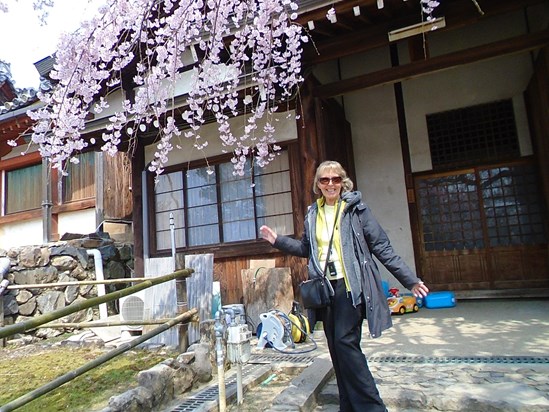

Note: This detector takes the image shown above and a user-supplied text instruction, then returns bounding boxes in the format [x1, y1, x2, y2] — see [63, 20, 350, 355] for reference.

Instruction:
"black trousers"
[320, 279, 387, 412]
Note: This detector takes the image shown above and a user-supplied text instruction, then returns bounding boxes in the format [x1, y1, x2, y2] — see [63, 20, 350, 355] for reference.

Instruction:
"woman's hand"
[411, 282, 429, 298]
[259, 225, 277, 245]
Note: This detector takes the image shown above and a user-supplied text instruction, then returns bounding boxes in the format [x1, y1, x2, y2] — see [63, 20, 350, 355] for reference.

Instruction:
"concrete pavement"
[362, 298, 549, 358]
[165, 298, 549, 411]
[268, 298, 549, 411]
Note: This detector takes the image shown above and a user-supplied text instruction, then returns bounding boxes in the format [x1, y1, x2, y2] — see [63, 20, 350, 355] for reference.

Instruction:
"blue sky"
[0, 0, 104, 89]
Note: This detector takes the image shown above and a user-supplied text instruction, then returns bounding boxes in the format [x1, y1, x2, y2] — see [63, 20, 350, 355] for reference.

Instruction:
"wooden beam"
[302, 0, 547, 65]
[303, 16, 408, 64]
[0, 150, 41, 170]
[314, 29, 549, 98]
[296, 0, 377, 24]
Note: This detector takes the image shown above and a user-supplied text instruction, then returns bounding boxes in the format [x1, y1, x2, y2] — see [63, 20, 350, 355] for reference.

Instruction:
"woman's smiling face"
[317, 172, 342, 205]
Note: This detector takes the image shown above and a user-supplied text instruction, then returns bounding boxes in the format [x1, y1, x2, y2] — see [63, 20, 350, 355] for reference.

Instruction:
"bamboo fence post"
[0, 295, 5, 348]
[0, 269, 193, 340]
[37, 317, 199, 329]
[5, 277, 172, 290]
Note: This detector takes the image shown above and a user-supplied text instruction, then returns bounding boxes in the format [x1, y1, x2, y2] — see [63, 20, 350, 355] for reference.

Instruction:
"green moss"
[0, 346, 176, 412]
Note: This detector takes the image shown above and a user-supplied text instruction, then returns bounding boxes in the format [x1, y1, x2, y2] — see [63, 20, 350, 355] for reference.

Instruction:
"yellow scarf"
[315, 198, 350, 290]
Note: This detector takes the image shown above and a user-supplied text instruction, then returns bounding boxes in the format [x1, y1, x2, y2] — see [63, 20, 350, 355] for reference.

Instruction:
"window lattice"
[480, 164, 547, 247]
[153, 151, 294, 252]
[427, 100, 520, 169]
[417, 173, 484, 251]
[416, 162, 547, 251]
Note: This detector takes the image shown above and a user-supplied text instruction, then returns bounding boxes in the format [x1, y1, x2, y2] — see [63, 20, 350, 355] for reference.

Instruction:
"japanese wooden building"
[1, 0, 548, 303]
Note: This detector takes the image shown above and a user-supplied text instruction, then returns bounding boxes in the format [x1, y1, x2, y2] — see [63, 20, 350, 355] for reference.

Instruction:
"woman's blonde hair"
[313, 160, 354, 195]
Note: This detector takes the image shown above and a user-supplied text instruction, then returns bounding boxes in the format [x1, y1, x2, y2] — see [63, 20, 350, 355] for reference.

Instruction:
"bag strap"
[322, 199, 342, 279]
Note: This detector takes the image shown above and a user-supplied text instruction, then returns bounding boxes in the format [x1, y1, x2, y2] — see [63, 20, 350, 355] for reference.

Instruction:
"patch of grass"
[0, 345, 177, 411]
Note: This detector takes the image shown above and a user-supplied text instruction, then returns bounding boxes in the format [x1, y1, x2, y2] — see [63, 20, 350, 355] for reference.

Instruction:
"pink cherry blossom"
[24, 0, 305, 176]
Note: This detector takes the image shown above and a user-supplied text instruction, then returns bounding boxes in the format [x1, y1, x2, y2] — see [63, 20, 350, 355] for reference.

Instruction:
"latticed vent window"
[416, 162, 547, 251]
[480, 164, 547, 247]
[417, 173, 484, 251]
[153, 151, 294, 252]
[427, 100, 520, 169]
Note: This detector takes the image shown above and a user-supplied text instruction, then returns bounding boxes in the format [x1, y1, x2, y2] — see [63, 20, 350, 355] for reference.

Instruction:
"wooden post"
[175, 253, 188, 352]
[185, 254, 213, 345]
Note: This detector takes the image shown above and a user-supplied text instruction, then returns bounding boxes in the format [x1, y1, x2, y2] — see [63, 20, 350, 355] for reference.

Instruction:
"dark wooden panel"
[524, 46, 549, 215]
[491, 247, 549, 288]
[457, 252, 487, 283]
[103, 152, 133, 219]
[491, 250, 524, 281]
[422, 243, 549, 291]
[523, 248, 549, 281]
[423, 254, 457, 284]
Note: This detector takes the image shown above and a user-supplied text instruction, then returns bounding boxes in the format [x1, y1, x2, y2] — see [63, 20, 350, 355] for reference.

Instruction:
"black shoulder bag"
[300, 200, 341, 309]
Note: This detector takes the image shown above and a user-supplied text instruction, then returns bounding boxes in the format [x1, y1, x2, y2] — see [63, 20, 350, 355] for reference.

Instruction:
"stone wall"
[0, 233, 133, 340]
[0, 236, 232, 412]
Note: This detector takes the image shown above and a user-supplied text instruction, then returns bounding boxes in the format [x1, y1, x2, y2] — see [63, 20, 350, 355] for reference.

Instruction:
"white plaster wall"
[313, 59, 340, 85]
[337, 47, 418, 278]
[312, 60, 344, 107]
[0, 218, 43, 249]
[344, 85, 418, 278]
[404, 14, 535, 172]
[57, 209, 96, 239]
[144, 110, 298, 166]
[0, 209, 96, 250]
[405, 55, 534, 173]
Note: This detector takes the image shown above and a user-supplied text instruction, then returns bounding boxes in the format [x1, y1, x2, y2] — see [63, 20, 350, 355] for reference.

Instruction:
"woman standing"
[260, 160, 429, 412]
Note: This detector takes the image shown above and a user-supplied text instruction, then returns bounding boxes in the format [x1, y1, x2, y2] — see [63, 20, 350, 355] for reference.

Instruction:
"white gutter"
[86, 249, 107, 320]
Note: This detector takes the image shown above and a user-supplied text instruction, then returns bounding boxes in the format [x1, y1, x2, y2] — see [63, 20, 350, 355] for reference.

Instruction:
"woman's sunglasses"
[318, 176, 343, 185]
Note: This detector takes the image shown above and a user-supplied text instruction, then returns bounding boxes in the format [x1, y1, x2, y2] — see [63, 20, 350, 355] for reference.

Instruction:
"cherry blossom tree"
[6, 0, 306, 176]
[4, 0, 443, 176]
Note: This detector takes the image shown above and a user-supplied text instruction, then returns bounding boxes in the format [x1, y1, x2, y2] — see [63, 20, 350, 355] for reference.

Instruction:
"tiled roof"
[0, 85, 38, 115]
[0, 60, 42, 116]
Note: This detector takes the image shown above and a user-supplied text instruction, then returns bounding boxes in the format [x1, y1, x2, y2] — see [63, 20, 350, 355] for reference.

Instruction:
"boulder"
[105, 386, 154, 412]
[137, 364, 175, 406]
[174, 364, 196, 394]
[2, 294, 19, 315]
[15, 289, 33, 304]
[18, 297, 37, 316]
[51, 256, 78, 272]
[189, 342, 213, 383]
[14, 266, 58, 288]
[36, 290, 65, 314]
[49, 245, 89, 269]
[19, 247, 50, 268]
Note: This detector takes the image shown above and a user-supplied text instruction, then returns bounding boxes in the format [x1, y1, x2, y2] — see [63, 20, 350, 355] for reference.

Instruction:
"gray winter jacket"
[273, 191, 422, 338]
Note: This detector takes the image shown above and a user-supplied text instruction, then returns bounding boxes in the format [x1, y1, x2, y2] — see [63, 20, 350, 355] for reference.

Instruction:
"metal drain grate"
[170, 363, 265, 412]
[169, 353, 314, 412]
[368, 355, 549, 364]
[249, 353, 316, 364]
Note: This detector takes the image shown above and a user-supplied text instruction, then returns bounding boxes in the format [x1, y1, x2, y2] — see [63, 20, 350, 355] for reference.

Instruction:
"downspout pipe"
[215, 310, 227, 412]
[86, 249, 107, 320]
[42, 158, 52, 244]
